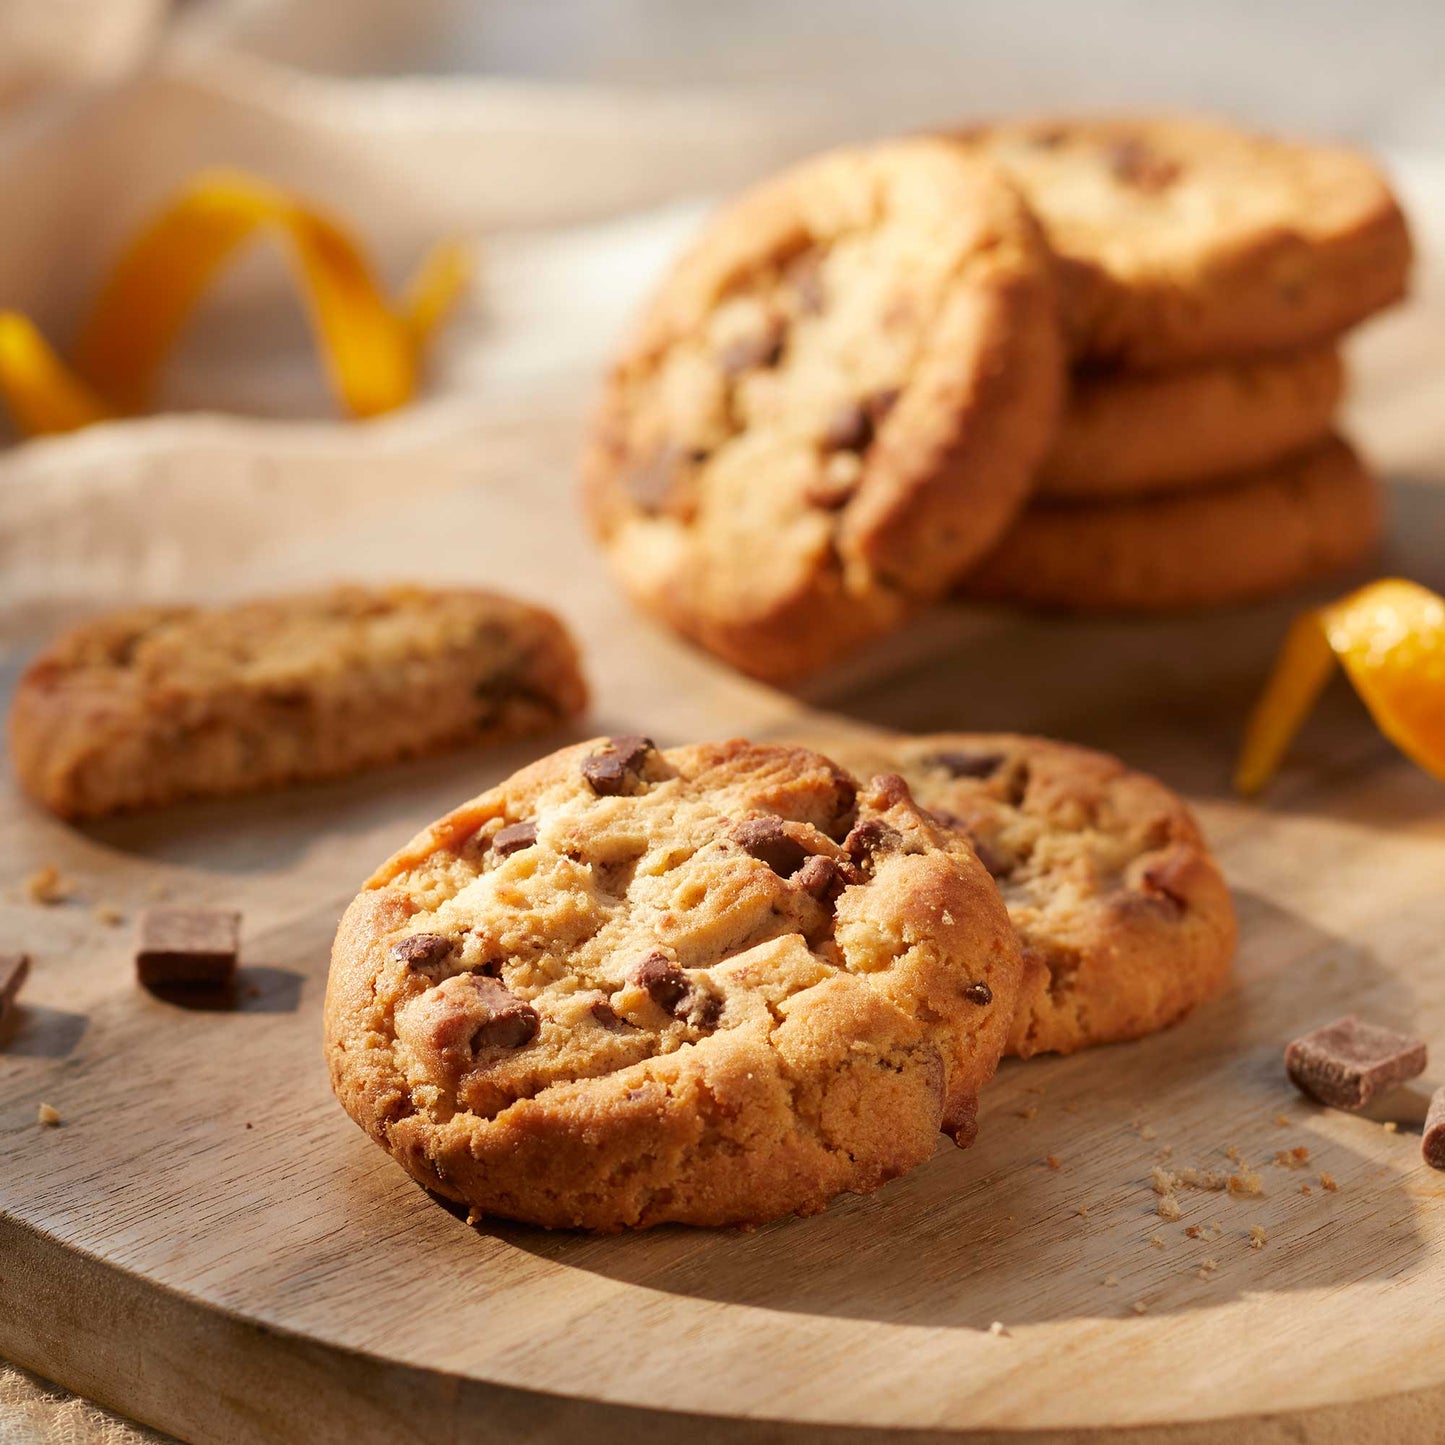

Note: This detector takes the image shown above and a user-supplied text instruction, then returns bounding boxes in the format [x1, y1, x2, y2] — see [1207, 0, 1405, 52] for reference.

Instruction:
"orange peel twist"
[0, 170, 468, 435]
[1235, 578, 1445, 796]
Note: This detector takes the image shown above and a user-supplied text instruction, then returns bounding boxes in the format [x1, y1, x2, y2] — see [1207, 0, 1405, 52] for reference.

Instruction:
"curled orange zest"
[0, 170, 468, 435]
[1235, 578, 1445, 796]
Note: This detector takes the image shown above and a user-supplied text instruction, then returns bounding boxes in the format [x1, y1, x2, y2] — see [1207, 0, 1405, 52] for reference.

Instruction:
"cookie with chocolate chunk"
[10, 585, 587, 818]
[325, 737, 1023, 1229]
[584, 137, 1063, 681]
[953, 114, 1412, 367]
[960, 434, 1381, 613]
[825, 733, 1236, 1058]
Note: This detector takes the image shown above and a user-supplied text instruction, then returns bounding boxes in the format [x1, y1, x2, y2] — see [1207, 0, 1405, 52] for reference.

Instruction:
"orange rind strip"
[1235, 579, 1445, 795]
[0, 170, 467, 435]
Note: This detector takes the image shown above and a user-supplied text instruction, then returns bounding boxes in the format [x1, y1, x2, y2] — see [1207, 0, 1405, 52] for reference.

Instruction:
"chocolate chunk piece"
[581, 735, 654, 796]
[588, 994, 626, 1030]
[1285, 1016, 1427, 1110]
[928, 750, 1006, 780]
[0, 952, 30, 1026]
[460, 976, 540, 1051]
[734, 817, 810, 878]
[822, 401, 875, 454]
[1107, 138, 1182, 192]
[629, 951, 690, 1012]
[842, 818, 903, 866]
[391, 932, 454, 970]
[628, 951, 720, 1029]
[963, 982, 993, 1006]
[718, 317, 785, 376]
[493, 820, 539, 857]
[794, 854, 856, 905]
[1423, 1087, 1445, 1170]
[136, 908, 240, 990]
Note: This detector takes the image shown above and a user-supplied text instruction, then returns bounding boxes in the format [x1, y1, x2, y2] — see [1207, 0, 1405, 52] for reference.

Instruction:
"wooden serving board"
[4, 222, 1445, 1445]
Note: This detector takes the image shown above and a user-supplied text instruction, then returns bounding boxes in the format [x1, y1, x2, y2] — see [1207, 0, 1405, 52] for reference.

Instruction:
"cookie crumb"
[1151, 1166, 1179, 1195]
[1319, 1171, 1338, 1192]
[37, 1103, 61, 1127]
[1383, 1121, 1399, 1134]
[1300, 1184, 1313, 1195]
[988, 1321, 1010, 1338]
[1225, 1144, 1242, 1163]
[1273, 1146, 1310, 1169]
[1157, 1195, 1182, 1222]
[1249, 1225, 1268, 1250]
[1045, 1154, 1061, 1170]
[1227, 1167, 1264, 1197]
[1076, 1206, 1089, 1217]
[1017, 1104, 1038, 1120]
[95, 905, 124, 927]
[1156, 1144, 1174, 1160]
[1148, 1233, 1165, 1249]
[1273, 1113, 1291, 1127]
[26, 865, 68, 905]
[1102, 1274, 1119, 1287]
[1131, 1299, 1148, 1315]
[1139, 1124, 1157, 1141]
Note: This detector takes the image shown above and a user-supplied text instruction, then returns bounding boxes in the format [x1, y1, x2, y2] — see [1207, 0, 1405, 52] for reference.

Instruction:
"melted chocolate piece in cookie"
[391, 932, 455, 970]
[843, 817, 903, 867]
[582, 736, 655, 796]
[1106, 138, 1182, 192]
[929, 750, 1007, 780]
[734, 816, 810, 878]
[963, 981, 994, 1006]
[718, 317, 785, 376]
[629, 951, 690, 1012]
[493, 820, 539, 857]
[463, 977, 541, 1051]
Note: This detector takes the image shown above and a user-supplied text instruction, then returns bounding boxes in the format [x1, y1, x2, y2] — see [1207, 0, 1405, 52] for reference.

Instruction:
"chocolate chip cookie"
[1041, 345, 1344, 499]
[584, 138, 1063, 681]
[10, 585, 587, 818]
[960, 434, 1380, 612]
[954, 115, 1412, 367]
[325, 737, 1023, 1229]
[826, 733, 1236, 1057]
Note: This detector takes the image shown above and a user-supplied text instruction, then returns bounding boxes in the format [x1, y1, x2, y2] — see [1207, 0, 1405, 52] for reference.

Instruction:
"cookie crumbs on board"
[1274, 1146, 1310, 1169]
[1017, 1104, 1039, 1120]
[1131, 1300, 1148, 1315]
[1227, 1167, 1264, 1197]
[1148, 1233, 1165, 1249]
[1157, 1195, 1182, 1222]
[1197, 1257, 1219, 1280]
[1225, 1144, 1243, 1163]
[1151, 1166, 1179, 1195]
[1102, 1274, 1119, 1288]
[95, 905, 124, 927]
[1178, 1167, 1228, 1192]
[26, 865, 68, 905]
[1383, 1121, 1399, 1134]
[1300, 1184, 1313, 1195]
[37, 1103, 61, 1127]
[1319, 1172, 1339, 1192]
[1139, 1124, 1157, 1141]
[1045, 1154, 1061, 1171]
[1250, 1226, 1268, 1250]
[1273, 1114, 1292, 1128]
[988, 1321, 1010, 1338]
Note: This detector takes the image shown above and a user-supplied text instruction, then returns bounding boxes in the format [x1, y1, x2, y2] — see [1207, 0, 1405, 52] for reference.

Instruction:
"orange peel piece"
[0, 169, 468, 436]
[1235, 579, 1445, 795]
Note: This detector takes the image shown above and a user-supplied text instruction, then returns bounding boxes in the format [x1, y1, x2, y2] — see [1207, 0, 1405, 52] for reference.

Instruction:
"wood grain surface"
[4, 180, 1445, 1445]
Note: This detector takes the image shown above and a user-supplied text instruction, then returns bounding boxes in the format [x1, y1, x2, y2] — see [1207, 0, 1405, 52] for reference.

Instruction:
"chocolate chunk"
[0, 952, 30, 1026]
[135, 908, 240, 990]
[683, 989, 722, 1030]
[1423, 1087, 1445, 1170]
[581, 735, 655, 796]
[391, 932, 455, 970]
[1107, 138, 1182, 192]
[734, 817, 810, 878]
[626, 445, 704, 514]
[843, 817, 902, 866]
[786, 252, 825, 313]
[794, 854, 855, 905]
[461, 976, 539, 1051]
[588, 994, 625, 1030]
[822, 401, 875, 454]
[718, 317, 785, 376]
[1285, 1017, 1427, 1110]
[1139, 857, 1189, 914]
[929, 750, 1006, 780]
[963, 981, 993, 1006]
[629, 951, 690, 1012]
[493, 820, 539, 857]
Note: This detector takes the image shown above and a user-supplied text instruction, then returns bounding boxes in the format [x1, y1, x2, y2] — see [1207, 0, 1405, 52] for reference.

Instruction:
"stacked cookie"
[585, 116, 1411, 679]
[325, 731, 1238, 1230]
[954, 116, 1410, 612]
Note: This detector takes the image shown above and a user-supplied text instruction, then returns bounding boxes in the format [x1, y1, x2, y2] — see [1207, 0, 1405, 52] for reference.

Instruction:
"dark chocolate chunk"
[794, 854, 855, 905]
[581, 735, 655, 796]
[461, 976, 540, 1051]
[0, 952, 30, 1026]
[683, 989, 723, 1029]
[718, 317, 785, 376]
[1285, 1016, 1427, 1110]
[625, 445, 695, 513]
[734, 817, 810, 879]
[588, 994, 625, 1030]
[822, 401, 875, 454]
[1139, 857, 1189, 914]
[843, 817, 903, 866]
[1107, 138, 1182, 192]
[493, 820, 540, 857]
[391, 932, 455, 970]
[136, 908, 240, 990]
[963, 981, 993, 1006]
[1423, 1087, 1445, 1170]
[928, 750, 1006, 780]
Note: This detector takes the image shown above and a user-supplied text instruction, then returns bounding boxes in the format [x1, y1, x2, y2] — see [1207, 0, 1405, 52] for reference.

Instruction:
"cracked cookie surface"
[325, 737, 1023, 1229]
[9, 585, 587, 818]
[953, 114, 1412, 367]
[584, 137, 1062, 681]
[826, 733, 1236, 1058]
